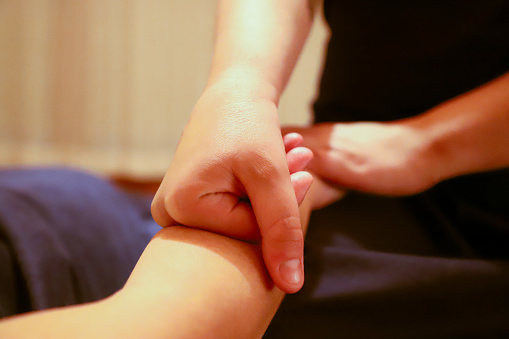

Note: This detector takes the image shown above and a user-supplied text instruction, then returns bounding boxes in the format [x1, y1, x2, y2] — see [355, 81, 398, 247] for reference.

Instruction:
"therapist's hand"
[283, 121, 439, 196]
[152, 86, 311, 293]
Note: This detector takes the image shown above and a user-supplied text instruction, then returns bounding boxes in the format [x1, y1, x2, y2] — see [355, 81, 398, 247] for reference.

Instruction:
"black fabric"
[0, 168, 160, 318]
[265, 192, 509, 338]
[314, 0, 509, 123]
[267, 1, 509, 337]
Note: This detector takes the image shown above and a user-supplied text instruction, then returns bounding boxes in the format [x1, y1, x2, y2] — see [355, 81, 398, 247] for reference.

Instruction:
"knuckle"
[162, 187, 194, 225]
[265, 215, 303, 244]
[150, 198, 166, 225]
[150, 196, 160, 214]
[234, 147, 285, 182]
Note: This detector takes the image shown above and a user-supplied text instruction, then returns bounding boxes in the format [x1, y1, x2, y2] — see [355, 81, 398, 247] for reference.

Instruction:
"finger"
[283, 132, 303, 153]
[150, 183, 180, 226]
[287, 146, 313, 174]
[193, 191, 260, 239]
[241, 160, 305, 294]
[290, 171, 313, 206]
[189, 147, 313, 237]
[165, 174, 261, 240]
[286, 144, 313, 205]
[176, 165, 312, 240]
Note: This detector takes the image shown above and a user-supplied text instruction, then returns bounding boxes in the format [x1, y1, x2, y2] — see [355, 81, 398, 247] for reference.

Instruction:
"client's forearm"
[121, 190, 314, 338]
[0, 228, 284, 339]
[0, 193, 314, 339]
[120, 226, 286, 339]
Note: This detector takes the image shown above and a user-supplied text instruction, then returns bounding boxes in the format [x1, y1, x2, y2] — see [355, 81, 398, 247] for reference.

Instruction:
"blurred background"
[0, 0, 328, 180]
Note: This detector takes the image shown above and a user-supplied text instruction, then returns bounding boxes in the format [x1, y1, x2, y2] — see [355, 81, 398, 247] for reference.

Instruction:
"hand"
[283, 132, 315, 206]
[283, 121, 439, 196]
[152, 86, 312, 293]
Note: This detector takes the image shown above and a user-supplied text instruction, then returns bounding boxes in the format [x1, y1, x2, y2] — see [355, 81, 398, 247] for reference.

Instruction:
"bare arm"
[409, 71, 509, 181]
[0, 187, 316, 339]
[208, 0, 320, 100]
[152, 0, 321, 293]
[0, 228, 282, 339]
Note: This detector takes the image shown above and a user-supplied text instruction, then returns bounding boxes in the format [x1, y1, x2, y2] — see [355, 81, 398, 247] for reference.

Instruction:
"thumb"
[242, 161, 305, 294]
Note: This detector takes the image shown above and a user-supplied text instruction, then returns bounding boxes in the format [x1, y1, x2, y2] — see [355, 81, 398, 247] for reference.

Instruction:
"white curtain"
[0, 0, 327, 178]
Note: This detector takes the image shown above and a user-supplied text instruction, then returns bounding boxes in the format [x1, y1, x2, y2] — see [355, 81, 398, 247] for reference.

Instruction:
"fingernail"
[279, 259, 302, 285]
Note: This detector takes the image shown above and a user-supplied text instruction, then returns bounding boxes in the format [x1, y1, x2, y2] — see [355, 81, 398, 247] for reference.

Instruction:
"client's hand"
[283, 121, 439, 196]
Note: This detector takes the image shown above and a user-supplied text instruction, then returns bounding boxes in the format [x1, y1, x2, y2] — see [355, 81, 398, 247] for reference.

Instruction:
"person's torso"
[314, 0, 509, 122]
[314, 0, 509, 258]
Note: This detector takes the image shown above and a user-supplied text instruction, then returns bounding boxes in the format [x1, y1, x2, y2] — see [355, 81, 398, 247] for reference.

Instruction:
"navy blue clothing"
[266, 1, 509, 338]
[0, 168, 160, 318]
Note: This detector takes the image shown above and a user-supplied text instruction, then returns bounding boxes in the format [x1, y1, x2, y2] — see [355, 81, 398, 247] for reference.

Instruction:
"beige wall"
[0, 0, 328, 178]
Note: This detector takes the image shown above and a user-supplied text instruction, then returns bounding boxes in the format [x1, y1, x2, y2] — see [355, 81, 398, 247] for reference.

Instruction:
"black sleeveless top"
[313, 0, 509, 259]
[314, 0, 509, 123]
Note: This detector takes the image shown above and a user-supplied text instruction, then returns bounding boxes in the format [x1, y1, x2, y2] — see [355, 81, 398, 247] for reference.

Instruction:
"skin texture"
[151, 0, 321, 294]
